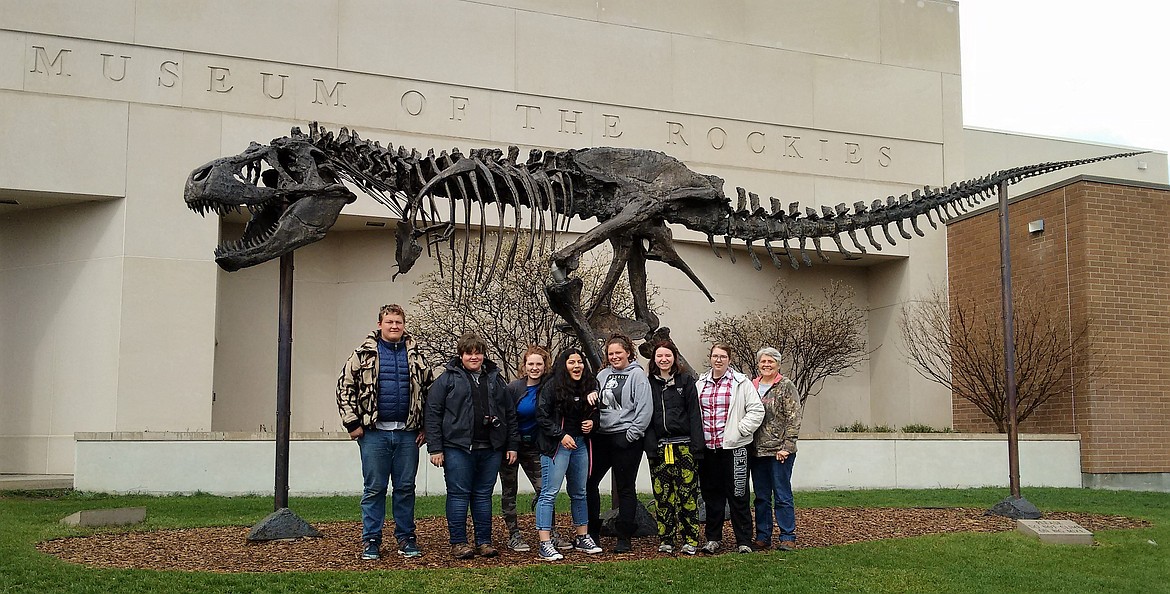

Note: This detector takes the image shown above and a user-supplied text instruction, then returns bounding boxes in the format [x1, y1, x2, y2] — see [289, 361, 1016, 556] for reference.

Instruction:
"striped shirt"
[698, 373, 733, 449]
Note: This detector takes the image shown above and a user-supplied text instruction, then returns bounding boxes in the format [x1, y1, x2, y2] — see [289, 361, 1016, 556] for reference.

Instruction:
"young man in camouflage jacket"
[337, 304, 434, 560]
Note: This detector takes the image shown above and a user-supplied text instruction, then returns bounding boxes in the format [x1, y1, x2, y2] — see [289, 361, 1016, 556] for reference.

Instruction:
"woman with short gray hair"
[749, 346, 801, 551]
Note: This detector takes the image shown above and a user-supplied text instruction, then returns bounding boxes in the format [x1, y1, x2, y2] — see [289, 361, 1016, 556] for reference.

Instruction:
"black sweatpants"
[586, 431, 644, 539]
[697, 446, 753, 546]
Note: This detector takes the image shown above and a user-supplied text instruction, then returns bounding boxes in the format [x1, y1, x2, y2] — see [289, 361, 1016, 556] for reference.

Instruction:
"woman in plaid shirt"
[694, 343, 764, 554]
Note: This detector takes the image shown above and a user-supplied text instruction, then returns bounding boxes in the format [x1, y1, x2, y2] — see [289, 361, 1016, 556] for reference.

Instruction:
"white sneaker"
[701, 540, 720, 555]
[574, 534, 602, 554]
[537, 540, 563, 561]
[658, 542, 674, 553]
[680, 543, 697, 555]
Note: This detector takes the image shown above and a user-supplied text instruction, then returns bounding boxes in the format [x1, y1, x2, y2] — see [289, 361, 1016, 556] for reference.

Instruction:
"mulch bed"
[38, 509, 1148, 573]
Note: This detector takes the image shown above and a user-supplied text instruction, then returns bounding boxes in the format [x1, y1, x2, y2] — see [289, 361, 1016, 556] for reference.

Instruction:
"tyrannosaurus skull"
[184, 137, 356, 271]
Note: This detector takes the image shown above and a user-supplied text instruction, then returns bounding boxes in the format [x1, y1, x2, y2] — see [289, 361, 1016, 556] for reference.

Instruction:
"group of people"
[336, 304, 802, 562]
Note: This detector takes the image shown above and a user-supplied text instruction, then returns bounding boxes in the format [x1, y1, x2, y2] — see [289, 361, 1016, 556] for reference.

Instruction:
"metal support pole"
[275, 252, 294, 510]
[997, 181, 1022, 499]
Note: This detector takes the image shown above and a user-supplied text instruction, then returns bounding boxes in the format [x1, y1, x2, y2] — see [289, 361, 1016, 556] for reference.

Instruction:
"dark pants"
[442, 447, 502, 546]
[586, 432, 644, 539]
[697, 446, 753, 547]
[498, 441, 544, 534]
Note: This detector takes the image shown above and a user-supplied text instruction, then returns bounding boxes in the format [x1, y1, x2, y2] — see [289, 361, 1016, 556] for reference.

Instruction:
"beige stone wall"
[0, 0, 995, 473]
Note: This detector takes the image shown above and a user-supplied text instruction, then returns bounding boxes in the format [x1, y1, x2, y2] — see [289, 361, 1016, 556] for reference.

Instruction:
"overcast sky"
[959, 0, 1168, 154]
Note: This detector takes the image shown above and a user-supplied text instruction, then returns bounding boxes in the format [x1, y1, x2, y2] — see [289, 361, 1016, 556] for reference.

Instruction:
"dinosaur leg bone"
[545, 276, 603, 370]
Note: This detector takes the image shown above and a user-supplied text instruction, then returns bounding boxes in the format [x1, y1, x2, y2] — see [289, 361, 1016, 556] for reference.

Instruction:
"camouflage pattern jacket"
[751, 376, 801, 456]
[336, 331, 434, 433]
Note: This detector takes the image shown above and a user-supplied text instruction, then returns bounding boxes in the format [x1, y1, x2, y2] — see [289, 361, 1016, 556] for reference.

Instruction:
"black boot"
[614, 536, 632, 553]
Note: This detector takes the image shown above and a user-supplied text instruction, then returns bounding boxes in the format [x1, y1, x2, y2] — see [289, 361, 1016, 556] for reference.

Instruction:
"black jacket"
[425, 357, 519, 454]
[645, 371, 704, 459]
[535, 380, 601, 457]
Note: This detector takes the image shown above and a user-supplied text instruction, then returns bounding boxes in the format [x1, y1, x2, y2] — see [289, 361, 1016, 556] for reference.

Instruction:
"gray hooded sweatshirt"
[596, 361, 652, 443]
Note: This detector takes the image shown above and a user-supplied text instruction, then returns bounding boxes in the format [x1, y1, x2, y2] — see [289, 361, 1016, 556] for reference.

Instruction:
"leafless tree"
[410, 234, 659, 380]
[699, 280, 870, 406]
[899, 284, 1095, 432]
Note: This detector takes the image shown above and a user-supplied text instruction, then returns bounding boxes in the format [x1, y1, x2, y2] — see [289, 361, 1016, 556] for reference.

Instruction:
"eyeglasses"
[710, 354, 729, 360]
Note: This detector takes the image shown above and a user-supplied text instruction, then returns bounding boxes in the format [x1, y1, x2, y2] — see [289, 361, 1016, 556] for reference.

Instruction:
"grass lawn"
[1, 487, 1166, 593]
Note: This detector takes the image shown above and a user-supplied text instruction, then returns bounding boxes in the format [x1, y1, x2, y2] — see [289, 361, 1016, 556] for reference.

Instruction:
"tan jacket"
[751, 376, 801, 455]
[336, 331, 434, 432]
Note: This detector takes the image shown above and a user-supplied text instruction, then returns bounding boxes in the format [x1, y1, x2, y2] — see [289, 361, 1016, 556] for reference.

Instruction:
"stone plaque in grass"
[1017, 519, 1094, 546]
[61, 507, 147, 527]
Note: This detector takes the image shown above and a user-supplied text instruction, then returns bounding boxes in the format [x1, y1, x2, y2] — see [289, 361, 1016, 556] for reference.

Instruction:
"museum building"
[1, 1, 1166, 491]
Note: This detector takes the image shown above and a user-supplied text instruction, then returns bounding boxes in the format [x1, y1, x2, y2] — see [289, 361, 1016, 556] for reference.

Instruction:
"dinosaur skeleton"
[184, 122, 1139, 367]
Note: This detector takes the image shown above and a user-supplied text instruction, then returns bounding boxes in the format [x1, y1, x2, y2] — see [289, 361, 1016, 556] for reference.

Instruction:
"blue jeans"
[443, 447, 502, 545]
[751, 453, 797, 544]
[536, 435, 589, 531]
[357, 428, 420, 544]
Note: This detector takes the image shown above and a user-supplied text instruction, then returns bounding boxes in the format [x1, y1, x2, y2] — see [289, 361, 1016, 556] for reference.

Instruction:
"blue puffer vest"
[376, 338, 411, 423]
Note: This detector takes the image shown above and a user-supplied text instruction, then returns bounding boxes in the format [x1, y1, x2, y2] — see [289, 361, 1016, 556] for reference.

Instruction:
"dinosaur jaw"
[184, 139, 356, 271]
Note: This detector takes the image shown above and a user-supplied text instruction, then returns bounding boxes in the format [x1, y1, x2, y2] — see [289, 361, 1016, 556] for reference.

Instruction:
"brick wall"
[946, 179, 1170, 474]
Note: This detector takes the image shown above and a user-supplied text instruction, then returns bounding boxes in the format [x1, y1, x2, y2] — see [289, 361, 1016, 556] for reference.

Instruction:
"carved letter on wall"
[313, 79, 346, 107]
[516, 104, 541, 130]
[819, 139, 830, 162]
[707, 127, 726, 150]
[261, 72, 288, 99]
[747, 131, 765, 154]
[401, 90, 425, 116]
[208, 66, 233, 93]
[158, 60, 179, 88]
[666, 122, 688, 146]
[602, 114, 623, 138]
[450, 96, 469, 121]
[101, 54, 130, 82]
[878, 146, 892, 168]
[559, 110, 583, 135]
[29, 46, 71, 76]
[845, 142, 862, 164]
[783, 135, 803, 159]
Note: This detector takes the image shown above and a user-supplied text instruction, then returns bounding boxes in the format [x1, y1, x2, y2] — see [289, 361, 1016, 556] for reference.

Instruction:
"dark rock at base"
[246, 508, 323, 542]
[985, 496, 1041, 519]
[696, 496, 731, 523]
[600, 500, 657, 537]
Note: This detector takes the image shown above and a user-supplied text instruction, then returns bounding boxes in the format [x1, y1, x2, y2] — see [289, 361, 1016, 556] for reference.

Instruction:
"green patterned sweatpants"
[650, 443, 700, 546]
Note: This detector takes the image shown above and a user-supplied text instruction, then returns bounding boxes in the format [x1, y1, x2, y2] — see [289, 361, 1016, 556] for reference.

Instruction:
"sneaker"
[658, 542, 674, 553]
[737, 544, 753, 554]
[476, 543, 499, 558]
[701, 540, 720, 555]
[777, 541, 796, 551]
[680, 543, 697, 555]
[507, 531, 530, 552]
[537, 540, 564, 561]
[614, 536, 632, 553]
[397, 539, 422, 558]
[361, 539, 380, 560]
[551, 530, 573, 551]
[451, 543, 475, 559]
[573, 534, 602, 554]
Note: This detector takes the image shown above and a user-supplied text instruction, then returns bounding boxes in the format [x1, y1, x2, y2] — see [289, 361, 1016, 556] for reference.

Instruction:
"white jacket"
[696, 368, 764, 449]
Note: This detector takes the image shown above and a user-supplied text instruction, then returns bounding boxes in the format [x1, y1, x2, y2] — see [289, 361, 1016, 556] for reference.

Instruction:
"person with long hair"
[499, 345, 570, 553]
[587, 333, 652, 553]
[533, 347, 603, 561]
[695, 342, 764, 555]
[645, 339, 704, 555]
[749, 346, 801, 551]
